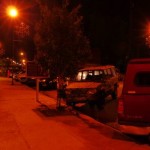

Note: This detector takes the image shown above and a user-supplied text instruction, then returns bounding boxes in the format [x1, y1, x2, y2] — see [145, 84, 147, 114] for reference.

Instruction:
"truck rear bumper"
[118, 124, 150, 135]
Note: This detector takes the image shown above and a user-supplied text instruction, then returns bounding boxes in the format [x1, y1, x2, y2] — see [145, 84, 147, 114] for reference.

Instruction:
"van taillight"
[118, 97, 124, 117]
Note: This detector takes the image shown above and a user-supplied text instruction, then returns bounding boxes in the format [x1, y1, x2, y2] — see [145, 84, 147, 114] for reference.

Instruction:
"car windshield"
[76, 70, 104, 82]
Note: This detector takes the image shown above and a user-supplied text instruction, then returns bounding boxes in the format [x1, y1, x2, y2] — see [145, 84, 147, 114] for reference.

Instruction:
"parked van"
[117, 58, 150, 136]
[65, 65, 118, 107]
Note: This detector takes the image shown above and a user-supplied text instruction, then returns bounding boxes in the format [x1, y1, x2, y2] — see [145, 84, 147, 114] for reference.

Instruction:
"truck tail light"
[118, 96, 124, 118]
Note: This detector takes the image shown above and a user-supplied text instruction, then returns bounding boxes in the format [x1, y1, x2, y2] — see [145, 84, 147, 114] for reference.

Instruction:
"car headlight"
[87, 89, 97, 95]
[40, 79, 46, 82]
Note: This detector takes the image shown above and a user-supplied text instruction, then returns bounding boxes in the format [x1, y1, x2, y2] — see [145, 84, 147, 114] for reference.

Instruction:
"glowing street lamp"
[22, 59, 26, 66]
[22, 59, 26, 63]
[6, 5, 18, 85]
[20, 52, 24, 56]
[7, 6, 18, 18]
[6, 5, 19, 58]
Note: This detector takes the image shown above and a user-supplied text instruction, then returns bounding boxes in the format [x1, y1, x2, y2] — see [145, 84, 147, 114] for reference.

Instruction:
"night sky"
[80, 0, 150, 66]
[1, 0, 150, 66]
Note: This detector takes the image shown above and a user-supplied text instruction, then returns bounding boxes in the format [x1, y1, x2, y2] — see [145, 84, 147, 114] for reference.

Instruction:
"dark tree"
[33, 0, 91, 78]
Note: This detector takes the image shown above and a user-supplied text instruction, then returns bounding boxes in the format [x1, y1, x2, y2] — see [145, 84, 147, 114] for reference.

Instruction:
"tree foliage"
[33, 0, 91, 78]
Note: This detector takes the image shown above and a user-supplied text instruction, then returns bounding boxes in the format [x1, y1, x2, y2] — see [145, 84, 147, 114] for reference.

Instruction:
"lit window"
[76, 72, 82, 81]
[82, 71, 88, 80]
[94, 70, 99, 75]
[100, 71, 103, 74]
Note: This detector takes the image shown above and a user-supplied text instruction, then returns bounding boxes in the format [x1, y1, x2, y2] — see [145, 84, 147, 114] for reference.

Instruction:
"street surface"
[42, 82, 150, 144]
[0, 77, 149, 149]
[41, 82, 123, 127]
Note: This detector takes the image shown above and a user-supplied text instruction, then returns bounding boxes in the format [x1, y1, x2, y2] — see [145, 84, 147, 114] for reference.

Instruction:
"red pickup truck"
[118, 58, 150, 138]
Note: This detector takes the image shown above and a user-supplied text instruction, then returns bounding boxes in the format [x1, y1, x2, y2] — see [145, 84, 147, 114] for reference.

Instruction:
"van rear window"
[134, 72, 150, 86]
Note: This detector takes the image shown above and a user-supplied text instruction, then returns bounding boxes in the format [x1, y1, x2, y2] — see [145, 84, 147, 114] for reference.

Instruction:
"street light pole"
[11, 22, 15, 85]
[6, 5, 18, 85]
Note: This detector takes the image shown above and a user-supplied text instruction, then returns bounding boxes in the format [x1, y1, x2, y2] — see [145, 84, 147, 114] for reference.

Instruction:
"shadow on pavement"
[74, 98, 118, 124]
[33, 104, 75, 117]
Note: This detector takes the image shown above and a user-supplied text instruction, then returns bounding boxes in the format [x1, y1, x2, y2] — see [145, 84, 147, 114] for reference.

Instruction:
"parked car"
[65, 65, 119, 107]
[117, 58, 150, 137]
[17, 70, 27, 83]
[26, 77, 57, 90]
[13, 70, 25, 81]
[8, 68, 22, 78]
[44, 78, 57, 90]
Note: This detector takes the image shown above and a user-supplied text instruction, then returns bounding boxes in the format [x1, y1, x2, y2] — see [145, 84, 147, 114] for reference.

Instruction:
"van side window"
[104, 70, 107, 75]
[111, 68, 116, 76]
[76, 71, 82, 81]
[99, 70, 103, 74]
[88, 71, 93, 76]
[94, 70, 100, 75]
[82, 71, 88, 80]
[134, 72, 150, 86]
[107, 68, 112, 77]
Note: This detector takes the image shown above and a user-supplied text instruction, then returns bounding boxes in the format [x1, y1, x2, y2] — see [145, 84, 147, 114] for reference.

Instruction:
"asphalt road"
[41, 82, 123, 126]
[41, 82, 150, 145]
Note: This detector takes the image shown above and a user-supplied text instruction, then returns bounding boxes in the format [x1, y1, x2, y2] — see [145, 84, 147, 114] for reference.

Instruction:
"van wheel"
[66, 101, 76, 107]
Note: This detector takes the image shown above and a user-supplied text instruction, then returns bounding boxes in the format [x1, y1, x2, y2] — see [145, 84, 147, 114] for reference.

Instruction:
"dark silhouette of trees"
[33, 0, 91, 78]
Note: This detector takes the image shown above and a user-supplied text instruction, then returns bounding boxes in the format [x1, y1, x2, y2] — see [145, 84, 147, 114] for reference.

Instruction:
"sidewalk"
[0, 77, 149, 150]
